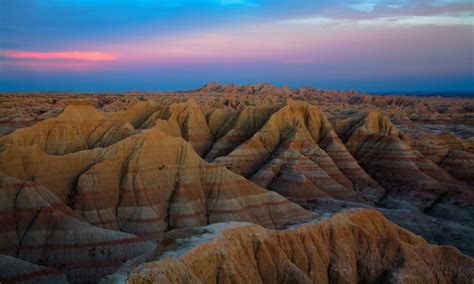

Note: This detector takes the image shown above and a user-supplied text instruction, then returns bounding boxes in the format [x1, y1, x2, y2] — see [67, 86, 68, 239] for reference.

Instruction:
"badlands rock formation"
[211, 99, 384, 203]
[0, 104, 134, 155]
[0, 254, 68, 283]
[0, 112, 313, 240]
[0, 173, 156, 283]
[139, 95, 473, 251]
[439, 149, 474, 186]
[336, 111, 473, 227]
[0, 84, 473, 283]
[140, 99, 213, 156]
[143, 98, 384, 204]
[126, 210, 473, 283]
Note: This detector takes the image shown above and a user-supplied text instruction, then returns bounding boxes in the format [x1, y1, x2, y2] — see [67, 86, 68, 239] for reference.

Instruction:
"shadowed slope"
[339, 111, 474, 227]
[103, 101, 158, 129]
[0, 173, 155, 283]
[439, 149, 474, 186]
[141, 99, 213, 156]
[205, 105, 278, 161]
[0, 254, 68, 284]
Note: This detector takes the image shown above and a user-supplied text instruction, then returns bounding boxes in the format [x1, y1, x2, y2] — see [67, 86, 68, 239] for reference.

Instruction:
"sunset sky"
[1, 0, 473, 92]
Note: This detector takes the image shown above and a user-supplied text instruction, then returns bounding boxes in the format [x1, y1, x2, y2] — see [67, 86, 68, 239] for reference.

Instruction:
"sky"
[0, 0, 473, 92]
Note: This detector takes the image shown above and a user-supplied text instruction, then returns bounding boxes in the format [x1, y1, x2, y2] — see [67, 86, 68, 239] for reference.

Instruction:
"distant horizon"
[0, 81, 473, 97]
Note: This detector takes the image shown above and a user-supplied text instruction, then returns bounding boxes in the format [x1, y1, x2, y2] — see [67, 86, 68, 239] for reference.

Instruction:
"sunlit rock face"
[126, 210, 473, 284]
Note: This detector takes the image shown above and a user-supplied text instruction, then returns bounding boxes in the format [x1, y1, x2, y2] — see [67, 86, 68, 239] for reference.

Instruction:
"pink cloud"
[1, 60, 105, 72]
[0, 50, 117, 61]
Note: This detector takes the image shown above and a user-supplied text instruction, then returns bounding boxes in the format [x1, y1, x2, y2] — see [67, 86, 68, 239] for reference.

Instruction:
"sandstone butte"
[0, 86, 473, 283]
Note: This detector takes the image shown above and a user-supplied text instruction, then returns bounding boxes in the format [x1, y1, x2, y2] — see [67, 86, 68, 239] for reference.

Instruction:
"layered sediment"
[0, 85, 473, 283]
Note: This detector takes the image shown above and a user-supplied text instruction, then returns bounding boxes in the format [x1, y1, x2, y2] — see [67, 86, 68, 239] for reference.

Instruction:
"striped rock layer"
[139, 99, 385, 204]
[126, 209, 474, 284]
[1, 97, 473, 282]
[439, 149, 474, 187]
[338, 111, 474, 225]
[0, 126, 314, 241]
[411, 134, 474, 185]
[213, 99, 385, 203]
[0, 173, 156, 283]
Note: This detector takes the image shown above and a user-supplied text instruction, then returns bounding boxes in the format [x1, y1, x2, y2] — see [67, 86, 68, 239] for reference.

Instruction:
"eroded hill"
[0, 84, 473, 283]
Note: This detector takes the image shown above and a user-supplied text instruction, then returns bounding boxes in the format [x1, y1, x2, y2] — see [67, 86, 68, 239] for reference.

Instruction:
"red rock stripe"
[19, 236, 147, 250]
[211, 200, 291, 214]
[4, 268, 63, 282]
